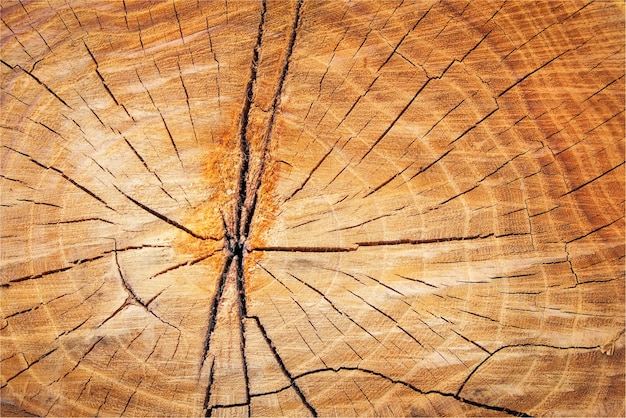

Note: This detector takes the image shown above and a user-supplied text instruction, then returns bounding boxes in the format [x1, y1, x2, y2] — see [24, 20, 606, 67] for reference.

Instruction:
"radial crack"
[201, 0, 308, 413]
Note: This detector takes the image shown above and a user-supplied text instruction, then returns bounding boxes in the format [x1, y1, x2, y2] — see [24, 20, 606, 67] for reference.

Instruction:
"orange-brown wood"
[1, 1, 624, 416]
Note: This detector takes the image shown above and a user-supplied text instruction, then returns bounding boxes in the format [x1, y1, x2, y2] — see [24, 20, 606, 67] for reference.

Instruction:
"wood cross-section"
[1, 1, 624, 416]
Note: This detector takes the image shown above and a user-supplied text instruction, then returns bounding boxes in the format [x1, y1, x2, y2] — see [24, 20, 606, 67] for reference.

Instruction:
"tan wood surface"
[1, 1, 624, 416]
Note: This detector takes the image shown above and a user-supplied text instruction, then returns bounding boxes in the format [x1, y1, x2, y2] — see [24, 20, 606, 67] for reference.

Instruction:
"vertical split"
[201, 1, 314, 416]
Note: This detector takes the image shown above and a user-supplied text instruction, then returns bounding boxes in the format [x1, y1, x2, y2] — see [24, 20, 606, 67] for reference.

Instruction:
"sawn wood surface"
[1, 1, 624, 416]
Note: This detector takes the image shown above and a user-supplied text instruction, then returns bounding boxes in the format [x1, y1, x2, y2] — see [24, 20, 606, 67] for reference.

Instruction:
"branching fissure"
[456, 342, 601, 398]
[201, 1, 309, 414]
[249, 315, 318, 416]
[292, 366, 531, 417]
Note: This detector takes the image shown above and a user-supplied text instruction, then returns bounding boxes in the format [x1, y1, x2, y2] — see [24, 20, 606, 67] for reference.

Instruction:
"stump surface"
[1, 1, 624, 416]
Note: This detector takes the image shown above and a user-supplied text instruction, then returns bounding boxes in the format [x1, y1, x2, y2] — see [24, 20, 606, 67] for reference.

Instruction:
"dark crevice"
[448, 106, 499, 146]
[58, 281, 106, 318]
[0, 174, 36, 189]
[252, 245, 356, 253]
[585, 109, 624, 135]
[460, 28, 493, 62]
[318, 267, 366, 286]
[3, 145, 114, 210]
[319, 28, 348, 90]
[364, 161, 414, 197]
[334, 74, 379, 130]
[499, 46, 574, 97]
[363, 274, 404, 297]
[357, 80, 429, 164]
[5, 305, 43, 320]
[476, 150, 529, 184]
[49, 336, 105, 387]
[286, 138, 339, 202]
[202, 0, 310, 414]
[358, 233, 495, 247]
[95, 390, 111, 417]
[202, 359, 215, 413]
[233, 0, 267, 245]
[353, 378, 376, 410]
[288, 218, 320, 229]
[560, 161, 624, 197]
[250, 384, 292, 398]
[281, 270, 384, 346]
[27, 116, 64, 138]
[208, 403, 249, 412]
[437, 184, 480, 206]
[205, 18, 222, 107]
[249, 233, 496, 254]
[260, 265, 353, 345]
[239, 0, 304, 240]
[159, 112, 184, 168]
[377, 5, 434, 73]
[459, 309, 502, 324]
[395, 273, 438, 288]
[54, 316, 91, 340]
[83, 40, 120, 107]
[235, 255, 251, 405]
[14, 198, 61, 208]
[111, 240, 181, 332]
[0, 348, 58, 389]
[121, 135, 168, 188]
[295, 366, 531, 417]
[450, 329, 490, 354]
[294, 324, 326, 364]
[504, 0, 592, 63]
[149, 251, 218, 280]
[582, 74, 624, 103]
[177, 58, 200, 143]
[113, 185, 215, 241]
[203, 0, 271, 411]
[200, 253, 234, 371]
[456, 342, 600, 398]
[120, 377, 142, 417]
[75, 376, 92, 403]
[248, 316, 317, 416]
[329, 212, 395, 232]
[292, 297, 321, 333]
[173, 2, 185, 43]
[3, 265, 73, 287]
[5, 285, 86, 321]
[39, 217, 114, 225]
[255, 262, 294, 294]
[345, 288, 424, 348]
[490, 272, 536, 280]
[18, 66, 72, 109]
[292, 366, 531, 417]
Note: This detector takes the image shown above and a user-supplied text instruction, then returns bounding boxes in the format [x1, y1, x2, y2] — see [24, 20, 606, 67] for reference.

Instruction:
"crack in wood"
[199, 1, 313, 414]
[3, 145, 115, 211]
[248, 315, 317, 416]
[455, 342, 602, 399]
[264, 266, 384, 346]
[114, 185, 215, 241]
[1, 1, 623, 416]
[13, 65, 72, 109]
[0, 348, 58, 389]
[292, 366, 531, 417]
[251, 233, 497, 253]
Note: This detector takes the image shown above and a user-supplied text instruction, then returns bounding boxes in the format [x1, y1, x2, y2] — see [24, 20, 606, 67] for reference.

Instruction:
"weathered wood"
[1, 1, 624, 416]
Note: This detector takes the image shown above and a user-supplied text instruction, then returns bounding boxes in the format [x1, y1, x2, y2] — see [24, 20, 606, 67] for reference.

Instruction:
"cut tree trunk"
[1, 1, 624, 417]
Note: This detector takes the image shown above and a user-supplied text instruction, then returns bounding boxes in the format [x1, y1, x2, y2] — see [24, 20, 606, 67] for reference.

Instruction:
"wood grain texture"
[1, 1, 624, 416]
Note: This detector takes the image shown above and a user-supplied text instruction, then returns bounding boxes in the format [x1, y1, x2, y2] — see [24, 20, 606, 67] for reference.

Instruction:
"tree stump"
[1, 1, 624, 416]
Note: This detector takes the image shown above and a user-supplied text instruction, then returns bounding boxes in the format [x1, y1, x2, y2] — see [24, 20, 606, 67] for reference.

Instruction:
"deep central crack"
[199, 1, 312, 416]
